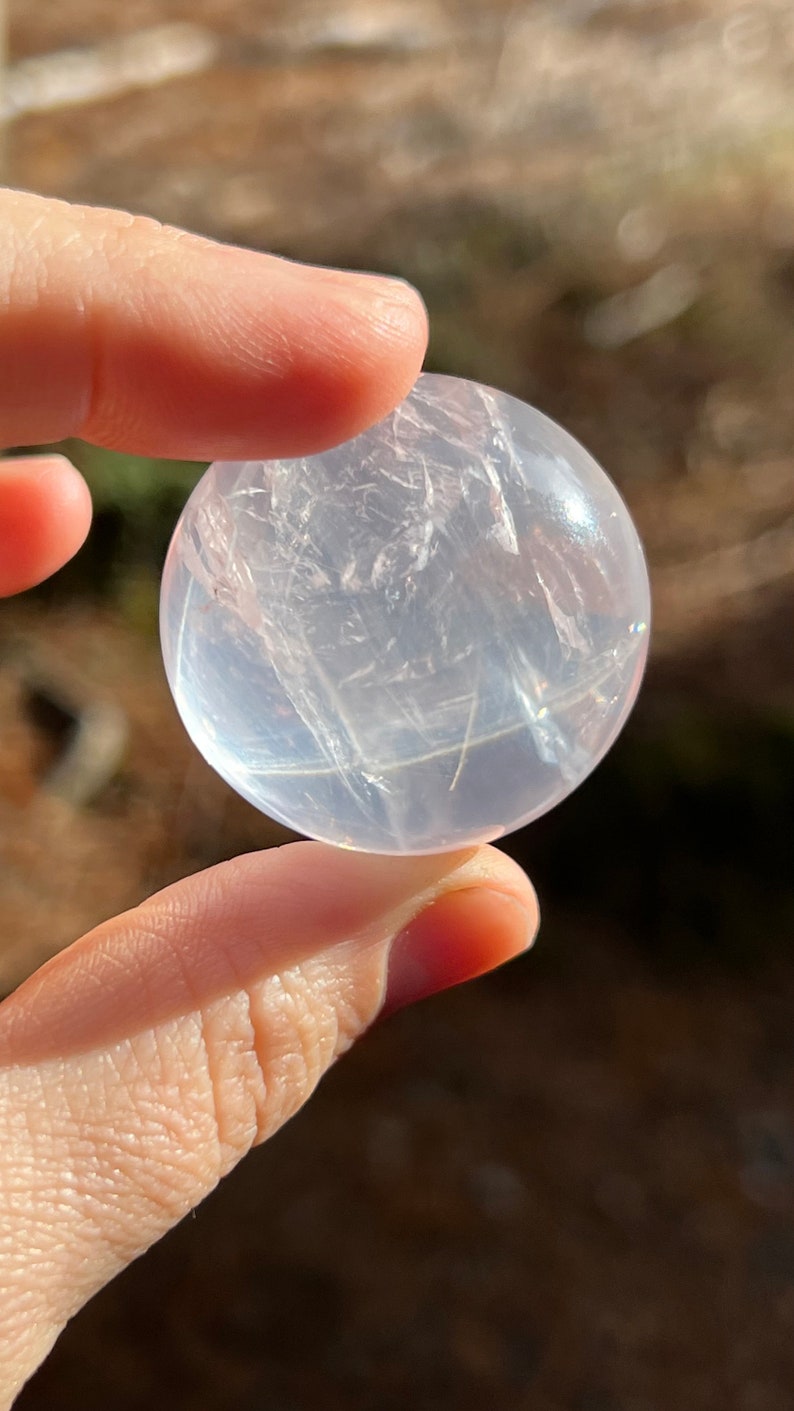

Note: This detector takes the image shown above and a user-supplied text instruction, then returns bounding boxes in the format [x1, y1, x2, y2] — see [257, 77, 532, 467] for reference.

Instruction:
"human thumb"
[0, 841, 536, 1405]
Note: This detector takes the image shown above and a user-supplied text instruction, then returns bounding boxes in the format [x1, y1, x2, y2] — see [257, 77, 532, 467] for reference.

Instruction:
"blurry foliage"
[65, 439, 204, 526]
[32, 439, 205, 606]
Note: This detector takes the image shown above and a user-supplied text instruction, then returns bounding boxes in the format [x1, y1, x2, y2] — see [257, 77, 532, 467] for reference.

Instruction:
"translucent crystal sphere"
[160, 373, 650, 854]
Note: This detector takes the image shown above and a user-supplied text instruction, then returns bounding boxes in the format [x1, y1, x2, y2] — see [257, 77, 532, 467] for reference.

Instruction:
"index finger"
[0, 189, 428, 460]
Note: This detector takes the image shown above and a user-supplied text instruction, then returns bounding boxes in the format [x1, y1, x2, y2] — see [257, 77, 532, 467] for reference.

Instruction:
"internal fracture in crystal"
[160, 373, 651, 853]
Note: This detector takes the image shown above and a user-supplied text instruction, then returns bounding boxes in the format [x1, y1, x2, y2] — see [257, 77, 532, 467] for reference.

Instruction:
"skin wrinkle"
[3, 944, 388, 1291]
[226, 962, 351, 1148]
[0, 947, 387, 1367]
[0, 189, 544, 1407]
[39, 1051, 213, 1251]
[0, 189, 428, 456]
[1, 207, 92, 439]
[0, 1137, 97, 1335]
[83, 234, 263, 449]
[0, 921, 407, 1343]
[271, 967, 340, 1100]
[238, 974, 306, 1144]
[0, 729, 535, 1407]
[196, 992, 264, 1169]
[0, 845, 495, 1065]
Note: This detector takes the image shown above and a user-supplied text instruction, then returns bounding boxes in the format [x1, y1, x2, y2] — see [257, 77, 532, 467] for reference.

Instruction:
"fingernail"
[30, 452, 79, 484]
[0, 451, 76, 484]
[308, 265, 418, 297]
[383, 886, 536, 1018]
[304, 265, 427, 319]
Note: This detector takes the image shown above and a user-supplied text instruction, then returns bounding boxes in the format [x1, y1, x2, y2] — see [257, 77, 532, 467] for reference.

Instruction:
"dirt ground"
[3, 2, 794, 1408]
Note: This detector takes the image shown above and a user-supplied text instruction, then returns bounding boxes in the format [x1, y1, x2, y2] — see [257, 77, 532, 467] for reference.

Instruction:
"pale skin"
[0, 188, 539, 1407]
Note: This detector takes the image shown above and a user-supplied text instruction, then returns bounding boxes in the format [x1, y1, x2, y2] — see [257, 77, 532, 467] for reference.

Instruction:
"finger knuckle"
[197, 969, 345, 1169]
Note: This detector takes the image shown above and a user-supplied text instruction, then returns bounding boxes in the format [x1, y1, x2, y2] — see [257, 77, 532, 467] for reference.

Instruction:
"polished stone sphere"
[160, 373, 650, 854]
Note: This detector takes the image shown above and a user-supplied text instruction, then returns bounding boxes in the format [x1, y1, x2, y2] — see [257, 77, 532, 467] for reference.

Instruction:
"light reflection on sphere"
[160, 374, 651, 854]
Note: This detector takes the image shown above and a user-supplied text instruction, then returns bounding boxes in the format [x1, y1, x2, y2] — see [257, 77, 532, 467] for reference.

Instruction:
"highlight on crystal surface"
[160, 373, 651, 854]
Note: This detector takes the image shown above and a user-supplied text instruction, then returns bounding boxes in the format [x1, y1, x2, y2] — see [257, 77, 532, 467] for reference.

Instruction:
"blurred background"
[2, 0, 794, 1407]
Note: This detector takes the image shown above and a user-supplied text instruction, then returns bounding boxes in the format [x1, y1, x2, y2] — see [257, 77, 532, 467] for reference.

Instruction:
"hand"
[0, 189, 538, 1407]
